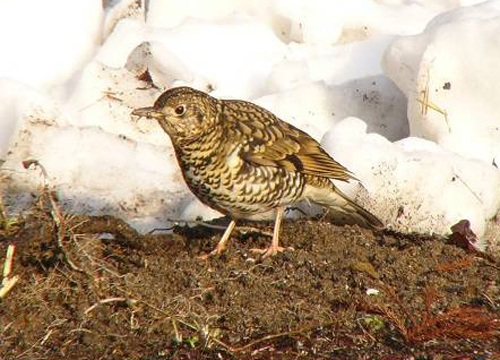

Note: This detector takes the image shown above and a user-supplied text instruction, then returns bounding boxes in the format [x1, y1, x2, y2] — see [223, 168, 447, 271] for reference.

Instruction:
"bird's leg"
[199, 219, 236, 260]
[251, 207, 292, 258]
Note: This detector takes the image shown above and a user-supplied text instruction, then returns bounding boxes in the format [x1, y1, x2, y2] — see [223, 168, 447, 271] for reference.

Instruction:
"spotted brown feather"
[132, 86, 382, 258]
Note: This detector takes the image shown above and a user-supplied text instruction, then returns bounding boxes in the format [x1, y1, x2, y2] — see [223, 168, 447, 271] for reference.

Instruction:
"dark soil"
[1, 195, 499, 359]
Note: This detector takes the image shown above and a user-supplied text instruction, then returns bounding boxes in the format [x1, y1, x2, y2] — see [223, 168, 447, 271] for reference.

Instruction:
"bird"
[132, 86, 383, 258]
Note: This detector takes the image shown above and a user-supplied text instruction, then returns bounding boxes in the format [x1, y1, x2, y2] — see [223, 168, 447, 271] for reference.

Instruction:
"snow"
[322, 118, 500, 240]
[383, 1, 500, 163]
[0, 0, 103, 91]
[1, 0, 500, 247]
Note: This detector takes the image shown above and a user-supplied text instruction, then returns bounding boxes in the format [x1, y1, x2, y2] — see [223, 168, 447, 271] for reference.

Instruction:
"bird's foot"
[198, 244, 227, 260]
[198, 251, 216, 260]
[198, 220, 236, 260]
[250, 245, 294, 259]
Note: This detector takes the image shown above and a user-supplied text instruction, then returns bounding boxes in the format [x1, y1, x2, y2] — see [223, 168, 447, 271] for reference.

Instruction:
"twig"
[78, 91, 123, 113]
[453, 172, 483, 204]
[237, 226, 272, 237]
[0, 195, 6, 223]
[172, 318, 182, 343]
[230, 325, 318, 352]
[174, 317, 233, 351]
[84, 297, 137, 315]
[417, 70, 451, 133]
[3, 243, 15, 278]
[356, 317, 378, 344]
[0, 244, 19, 298]
[0, 275, 19, 298]
[40, 329, 53, 346]
[151, 219, 273, 237]
[71, 234, 121, 278]
[148, 219, 227, 233]
[23, 159, 87, 274]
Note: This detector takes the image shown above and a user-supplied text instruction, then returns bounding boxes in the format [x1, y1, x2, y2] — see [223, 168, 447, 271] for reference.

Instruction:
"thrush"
[132, 86, 383, 258]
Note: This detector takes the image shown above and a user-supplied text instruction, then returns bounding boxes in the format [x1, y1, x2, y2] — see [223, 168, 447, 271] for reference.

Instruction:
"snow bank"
[0, 0, 103, 91]
[383, 0, 500, 163]
[1, 0, 499, 246]
[322, 118, 500, 246]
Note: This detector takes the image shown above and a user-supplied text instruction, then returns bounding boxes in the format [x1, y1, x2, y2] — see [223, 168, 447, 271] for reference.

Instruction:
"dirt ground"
[1, 193, 500, 359]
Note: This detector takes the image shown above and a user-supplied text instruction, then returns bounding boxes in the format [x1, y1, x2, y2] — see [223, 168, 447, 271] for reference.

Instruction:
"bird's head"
[132, 87, 219, 143]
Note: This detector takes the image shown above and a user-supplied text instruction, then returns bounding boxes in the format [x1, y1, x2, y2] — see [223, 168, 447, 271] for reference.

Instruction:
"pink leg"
[251, 207, 292, 258]
[199, 219, 236, 259]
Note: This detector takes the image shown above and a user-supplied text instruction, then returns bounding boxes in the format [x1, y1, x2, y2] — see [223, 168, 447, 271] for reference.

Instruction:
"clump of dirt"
[0, 198, 499, 359]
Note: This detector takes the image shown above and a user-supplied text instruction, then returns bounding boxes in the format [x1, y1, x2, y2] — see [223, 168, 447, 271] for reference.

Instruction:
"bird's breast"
[175, 146, 306, 217]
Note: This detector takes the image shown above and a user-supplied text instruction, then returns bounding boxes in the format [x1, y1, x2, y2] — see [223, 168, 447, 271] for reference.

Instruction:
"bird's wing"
[222, 100, 356, 182]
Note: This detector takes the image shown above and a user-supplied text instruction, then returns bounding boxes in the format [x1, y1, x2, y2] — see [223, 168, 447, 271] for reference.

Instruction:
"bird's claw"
[250, 246, 294, 259]
[197, 252, 216, 260]
[198, 246, 226, 260]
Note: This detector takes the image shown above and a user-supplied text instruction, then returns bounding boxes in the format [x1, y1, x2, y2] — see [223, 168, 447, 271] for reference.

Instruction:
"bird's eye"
[175, 105, 186, 115]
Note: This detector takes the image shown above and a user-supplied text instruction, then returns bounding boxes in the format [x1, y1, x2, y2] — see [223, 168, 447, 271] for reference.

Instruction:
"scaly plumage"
[132, 86, 383, 258]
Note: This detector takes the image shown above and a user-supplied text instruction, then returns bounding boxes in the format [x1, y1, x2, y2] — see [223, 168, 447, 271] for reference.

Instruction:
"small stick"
[84, 297, 137, 315]
[151, 219, 273, 237]
[40, 329, 54, 346]
[0, 244, 19, 298]
[417, 71, 451, 133]
[23, 159, 87, 274]
[0, 276, 19, 298]
[2, 244, 15, 278]
[454, 172, 483, 204]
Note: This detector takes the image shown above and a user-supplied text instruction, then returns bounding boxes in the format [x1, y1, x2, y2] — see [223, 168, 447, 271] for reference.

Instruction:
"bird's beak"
[131, 107, 164, 120]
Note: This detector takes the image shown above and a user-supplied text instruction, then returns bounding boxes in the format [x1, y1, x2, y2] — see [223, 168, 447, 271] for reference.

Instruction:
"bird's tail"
[306, 183, 383, 230]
